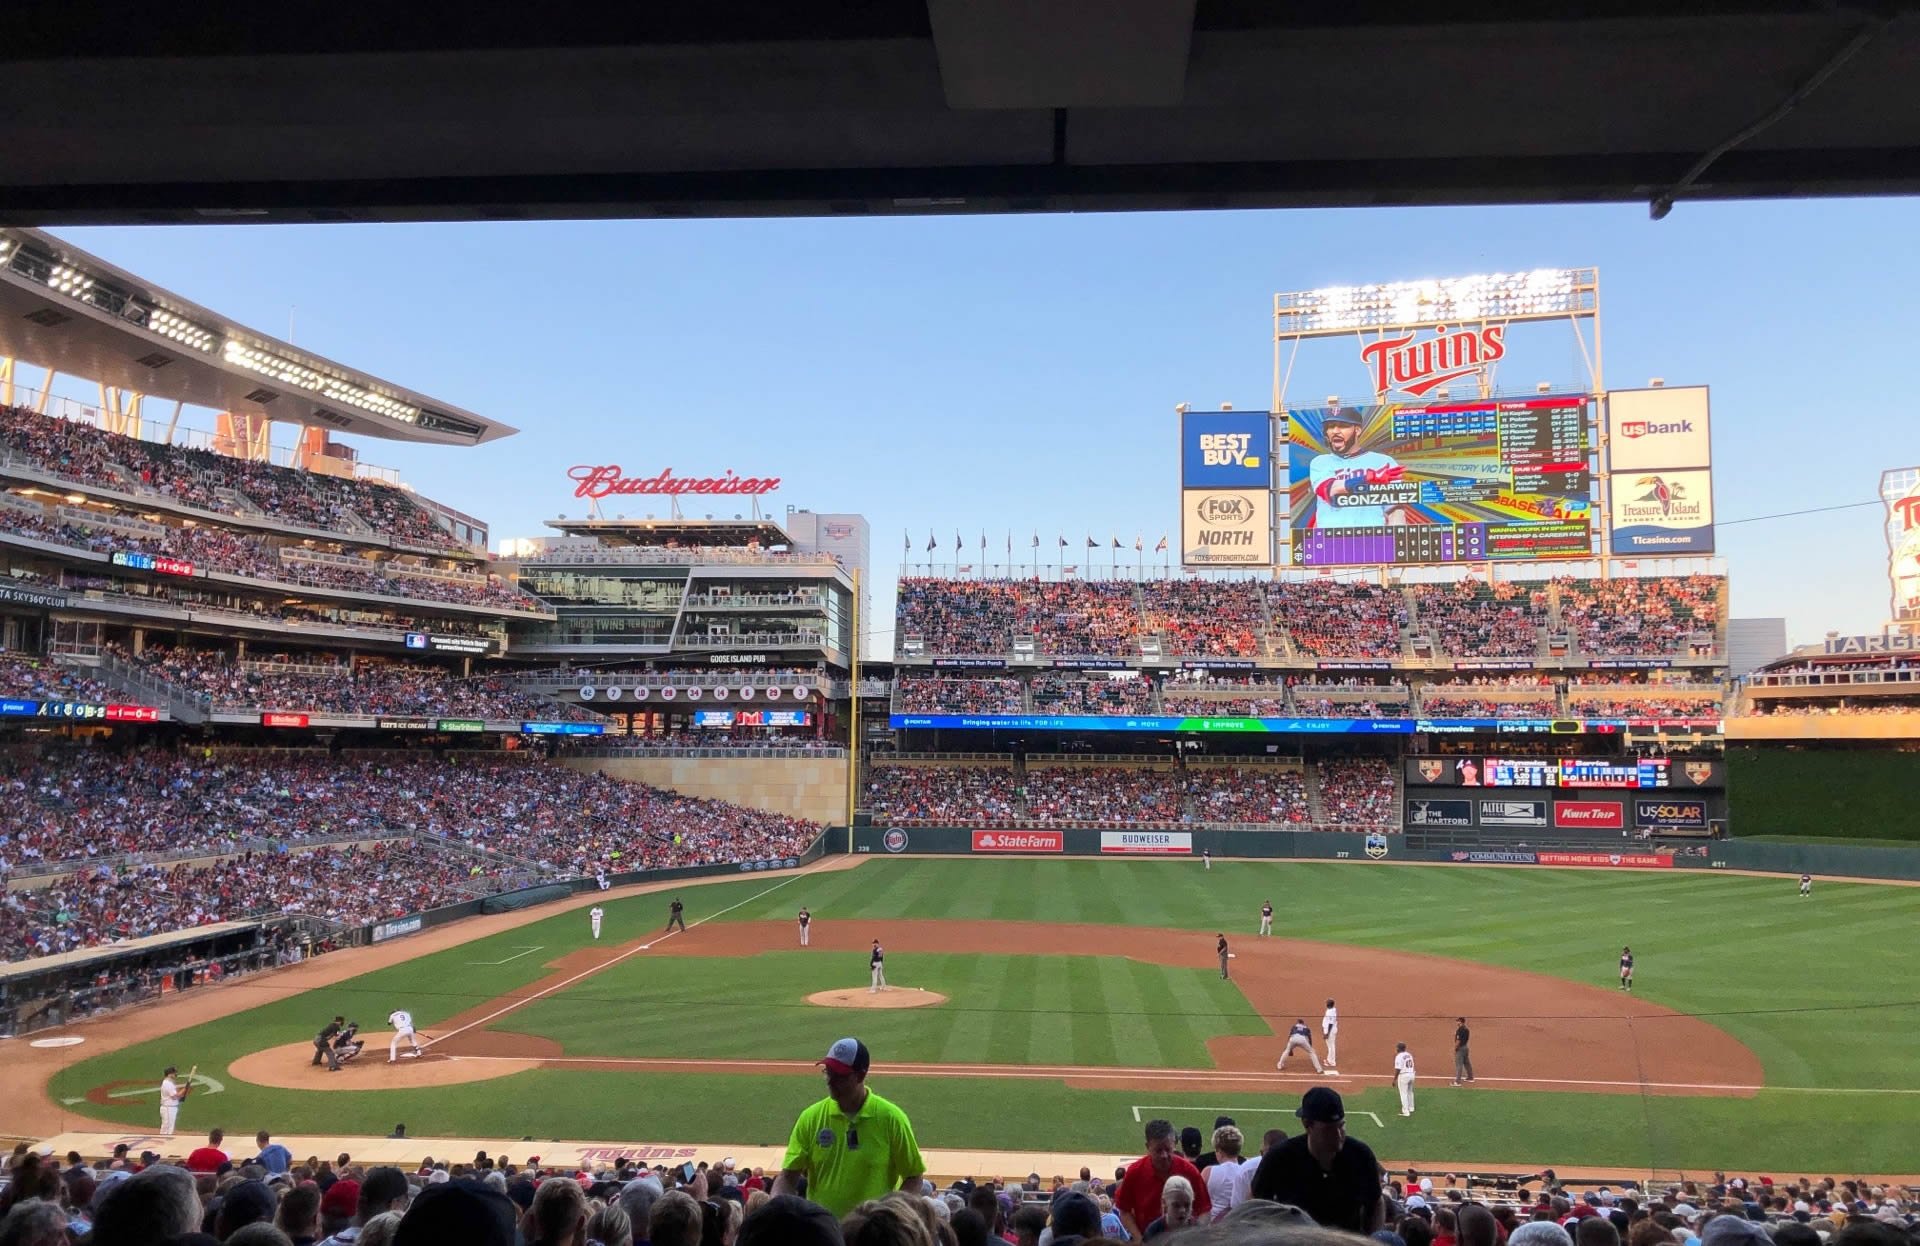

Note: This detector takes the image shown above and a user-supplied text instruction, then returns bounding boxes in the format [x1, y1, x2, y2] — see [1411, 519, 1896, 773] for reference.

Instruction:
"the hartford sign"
[568, 466, 781, 499]
[1360, 324, 1506, 397]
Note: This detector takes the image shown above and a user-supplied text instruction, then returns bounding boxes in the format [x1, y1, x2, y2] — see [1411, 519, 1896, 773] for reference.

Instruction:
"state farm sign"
[1553, 800, 1623, 829]
[568, 466, 780, 498]
[971, 830, 1064, 853]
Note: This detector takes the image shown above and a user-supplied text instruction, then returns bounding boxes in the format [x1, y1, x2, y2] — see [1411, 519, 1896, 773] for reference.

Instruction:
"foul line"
[431, 1052, 1917, 1097]
[467, 945, 544, 966]
[1131, 1104, 1384, 1129]
[424, 862, 828, 1050]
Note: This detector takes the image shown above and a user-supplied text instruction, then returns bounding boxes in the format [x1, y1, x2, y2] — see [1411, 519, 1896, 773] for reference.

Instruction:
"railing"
[95, 649, 207, 723]
[280, 545, 486, 586]
[513, 669, 825, 692]
[682, 591, 825, 609]
[56, 504, 167, 539]
[1748, 668, 1920, 689]
[4, 829, 412, 885]
[675, 632, 826, 649]
[514, 547, 838, 567]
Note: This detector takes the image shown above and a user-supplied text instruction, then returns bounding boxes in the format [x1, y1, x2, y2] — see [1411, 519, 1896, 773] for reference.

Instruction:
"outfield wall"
[1727, 746, 1920, 842]
[848, 827, 1920, 881]
[564, 754, 847, 824]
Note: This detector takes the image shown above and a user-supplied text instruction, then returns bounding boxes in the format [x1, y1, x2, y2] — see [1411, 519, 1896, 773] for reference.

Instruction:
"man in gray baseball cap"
[771, 1038, 924, 1216]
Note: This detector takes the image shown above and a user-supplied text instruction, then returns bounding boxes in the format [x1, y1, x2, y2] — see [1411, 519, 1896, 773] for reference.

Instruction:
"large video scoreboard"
[1288, 395, 1593, 567]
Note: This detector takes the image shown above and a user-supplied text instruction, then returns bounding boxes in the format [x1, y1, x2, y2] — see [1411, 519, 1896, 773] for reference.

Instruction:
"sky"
[49, 198, 1920, 657]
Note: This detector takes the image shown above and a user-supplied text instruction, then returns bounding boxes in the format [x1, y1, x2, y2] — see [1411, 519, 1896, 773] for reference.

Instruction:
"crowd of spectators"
[896, 675, 1025, 714]
[2, 839, 504, 962]
[1021, 581, 1143, 657]
[894, 579, 1020, 654]
[1270, 582, 1407, 658]
[0, 496, 540, 613]
[0, 748, 820, 888]
[0, 652, 119, 704]
[1558, 575, 1724, 657]
[1419, 695, 1560, 719]
[114, 645, 595, 720]
[1565, 696, 1723, 719]
[1747, 697, 1920, 716]
[3, 1118, 1915, 1246]
[1188, 766, 1310, 825]
[1163, 693, 1291, 716]
[1317, 757, 1399, 827]
[1024, 766, 1185, 823]
[1, 403, 463, 550]
[1289, 698, 1394, 719]
[1140, 580, 1267, 657]
[865, 764, 1020, 823]
[1410, 580, 1548, 658]
[1030, 674, 1155, 716]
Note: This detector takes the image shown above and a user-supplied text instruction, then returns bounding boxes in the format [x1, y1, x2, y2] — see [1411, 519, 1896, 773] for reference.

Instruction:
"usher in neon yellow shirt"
[781, 1089, 924, 1216]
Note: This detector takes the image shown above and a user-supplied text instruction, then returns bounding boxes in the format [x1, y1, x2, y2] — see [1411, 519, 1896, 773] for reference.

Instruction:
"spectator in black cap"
[1048, 1191, 1103, 1246]
[1250, 1087, 1384, 1234]
[394, 1179, 517, 1246]
[217, 1181, 278, 1239]
[738, 1194, 844, 1246]
[1182, 1126, 1212, 1171]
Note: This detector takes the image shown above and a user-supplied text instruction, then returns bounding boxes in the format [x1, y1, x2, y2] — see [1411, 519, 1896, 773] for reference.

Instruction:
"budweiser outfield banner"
[1099, 830, 1193, 855]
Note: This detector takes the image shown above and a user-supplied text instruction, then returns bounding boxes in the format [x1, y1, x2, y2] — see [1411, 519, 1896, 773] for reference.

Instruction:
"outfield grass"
[48, 859, 1920, 1172]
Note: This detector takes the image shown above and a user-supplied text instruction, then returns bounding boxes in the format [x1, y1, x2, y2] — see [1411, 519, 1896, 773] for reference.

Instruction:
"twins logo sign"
[882, 830, 909, 853]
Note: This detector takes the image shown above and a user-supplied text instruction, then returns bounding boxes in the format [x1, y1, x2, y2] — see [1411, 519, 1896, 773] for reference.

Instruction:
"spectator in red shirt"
[1114, 1118, 1210, 1238]
[184, 1127, 230, 1173]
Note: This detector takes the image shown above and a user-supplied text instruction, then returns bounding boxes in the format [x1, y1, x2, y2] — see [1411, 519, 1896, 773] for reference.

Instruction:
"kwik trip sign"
[569, 466, 780, 498]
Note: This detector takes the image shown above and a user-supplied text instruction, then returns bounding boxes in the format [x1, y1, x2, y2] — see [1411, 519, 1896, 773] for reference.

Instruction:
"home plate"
[806, 988, 948, 1010]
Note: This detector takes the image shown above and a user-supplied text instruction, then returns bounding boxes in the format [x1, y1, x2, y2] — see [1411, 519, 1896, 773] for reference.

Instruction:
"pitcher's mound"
[807, 987, 947, 1010]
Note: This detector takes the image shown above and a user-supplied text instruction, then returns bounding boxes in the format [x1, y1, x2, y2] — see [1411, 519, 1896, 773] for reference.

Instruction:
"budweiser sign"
[1360, 324, 1505, 397]
[568, 466, 781, 499]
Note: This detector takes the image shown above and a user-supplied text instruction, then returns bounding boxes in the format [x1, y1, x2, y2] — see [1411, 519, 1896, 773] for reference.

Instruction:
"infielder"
[1322, 998, 1339, 1068]
[666, 898, 686, 933]
[1203, 850, 1212, 872]
[159, 1065, 188, 1136]
[1393, 1043, 1417, 1116]
[798, 908, 811, 946]
[1259, 901, 1273, 937]
[1217, 934, 1230, 980]
[388, 1008, 423, 1063]
[869, 940, 887, 992]
[1276, 1019, 1324, 1072]
[590, 905, 604, 939]
[1619, 946, 1634, 992]
[1800, 873, 1812, 898]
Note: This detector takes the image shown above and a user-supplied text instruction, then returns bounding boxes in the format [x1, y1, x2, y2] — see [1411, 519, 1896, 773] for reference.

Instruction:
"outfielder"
[1800, 873, 1812, 898]
[388, 1008, 423, 1063]
[1259, 901, 1273, 937]
[1393, 1043, 1417, 1116]
[159, 1065, 188, 1136]
[798, 908, 811, 946]
[590, 905, 604, 939]
[1619, 946, 1634, 992]
[869, 939, 887, 992]
[1322, 998, 1339, 1068]
[1276, 1019, 1324, 1072]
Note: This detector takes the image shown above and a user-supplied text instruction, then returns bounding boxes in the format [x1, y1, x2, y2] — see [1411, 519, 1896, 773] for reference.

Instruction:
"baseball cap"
[819, 1037, 870, 1077]
[1325, 406, 1364, 426]
[1296, 1087, 1346, 1124]
[321, 1179, 361, 1219]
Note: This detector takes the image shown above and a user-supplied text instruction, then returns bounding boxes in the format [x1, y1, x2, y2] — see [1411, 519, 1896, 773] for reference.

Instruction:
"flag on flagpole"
[1032, 532, 1040, 548]
[1005, 531, 1011, 557]
[1111, 535, 1122, 549]
[1086, 535, 1097, 548]
[926, 530, 936, 552]
[1059, 535, 1068, 547]
[980, 530, 987, 552]
[1155, 535, 1168, 552]
[1134, 534, 1143, 551]
[903, 531, 910, 554]
[954, 530, 963, 552]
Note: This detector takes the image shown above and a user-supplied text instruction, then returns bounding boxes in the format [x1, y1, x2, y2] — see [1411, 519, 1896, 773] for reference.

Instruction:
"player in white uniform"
[388, 1009, 423, 1062]
[1393, 1043, 1417, 1115]
[1321, 999, 1339, 1068]
[870, 940, 887, 991]
[798, 908, 811, 946]
[590, 905, 604, 939]
[1800, 874, 1812, 898]
[159, 1065, 186, 1136]
[1258, 901, 1272, 936]
[1203, 850, 1211, 871]
[1276, 1019, 1324, 1072]
[1307, 407, 1410, 529]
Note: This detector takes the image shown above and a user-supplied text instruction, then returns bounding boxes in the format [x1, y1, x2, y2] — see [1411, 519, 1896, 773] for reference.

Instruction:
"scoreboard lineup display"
[1287, 395, 1594, 567]
[1413, 756, 1721, 790]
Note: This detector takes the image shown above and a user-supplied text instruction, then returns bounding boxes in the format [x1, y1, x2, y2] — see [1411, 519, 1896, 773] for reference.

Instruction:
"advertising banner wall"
[1180, 488, 1272, 568]
[1405, 798, 1474, 827]
[1634, 799, 1708, 829]
[1606, 386, 1714, 554]
[971, 830, 1065, 853]
[1537, 851, 1673, 868]
[1606, 386, 1711, 471]
[1181, 411, 1271, 488]
[1478, 799, 1549, 827]
[1099, 830, 1194, 855]
[1610, 468, 1715, 554]
[1881, 466, 1920, 626]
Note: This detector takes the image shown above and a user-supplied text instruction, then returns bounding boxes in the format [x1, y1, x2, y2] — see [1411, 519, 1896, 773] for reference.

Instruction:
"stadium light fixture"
[48, 263, 94, 298]
[144, 307, 217, 353]
[1275, 267, 1598, 339]
[222, 340, 420, 425]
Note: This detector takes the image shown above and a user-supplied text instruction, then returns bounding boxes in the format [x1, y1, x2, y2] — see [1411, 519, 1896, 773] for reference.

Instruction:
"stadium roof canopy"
[545, 517, 792, 548]
[0, 227, 513, 446]
[1, 2, 1916, 225]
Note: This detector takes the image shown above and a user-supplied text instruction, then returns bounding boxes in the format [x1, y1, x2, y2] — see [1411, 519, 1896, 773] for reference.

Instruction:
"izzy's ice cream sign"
[568, 466, 781, 498]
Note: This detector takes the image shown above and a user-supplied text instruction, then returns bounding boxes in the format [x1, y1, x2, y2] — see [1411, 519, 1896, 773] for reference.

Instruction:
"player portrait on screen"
[1307, 407, 1414, 528]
